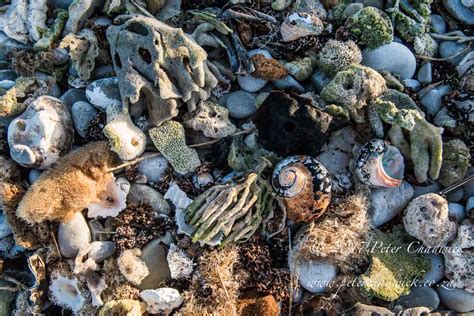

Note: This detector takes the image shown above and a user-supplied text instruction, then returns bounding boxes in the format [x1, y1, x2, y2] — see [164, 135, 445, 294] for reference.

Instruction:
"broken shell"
[280, 12, 324, 42]
[355, 139, 405, 188]
[272, 156, 332, 222]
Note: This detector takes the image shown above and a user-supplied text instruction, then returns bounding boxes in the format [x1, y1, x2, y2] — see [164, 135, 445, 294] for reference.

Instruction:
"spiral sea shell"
[355, 139, 405, 188]
[272, 156, 332, 222]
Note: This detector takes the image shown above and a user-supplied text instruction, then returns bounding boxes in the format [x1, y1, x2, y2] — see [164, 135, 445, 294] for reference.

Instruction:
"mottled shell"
[355, 139, 405, 188]
[272, 156, 332, 222]
[280, 12, 324, 42]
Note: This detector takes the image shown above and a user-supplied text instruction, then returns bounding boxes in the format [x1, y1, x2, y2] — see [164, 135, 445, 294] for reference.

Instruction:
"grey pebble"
[439, 40, 472, 65]
[420, 84, 451, 116]
[60, 88, 88, 112]
[137, 155, 170, 183]
[0, 213, 12, 239]
[362, 42, 417, 80]
[430, 14, 447, 34]
[28, 169, 42, 184]
[139, 238, 171, 291]
[448, 203, 466, 222]
[58, 212, 91, 258]
[397, 286, 440, 310]
[437, 285, 474, 312]
[370, 181, 414, 227]
[403, 79, 421, 91]
[127, 184, 171, 215]
[226, 90, 257, 119]
[86, 77, 121, 110]
[88, 241, 116, 262]
[442, 0, 474, 25]
[413, 182, 441, 198]
[463, 167, 474, 197]
[421, 253, 445, 284]
[417, 62, 432, 84]
[273, 75, 305, 93]
[291, 259, 337, 294]
[71, 101, 98, 138]
[0, 69, 17, 81]
[0, 80, 15, 90]
[237, 49, 271, 92]
[467, 196, 474, 211]
[446, 186, 464, 202]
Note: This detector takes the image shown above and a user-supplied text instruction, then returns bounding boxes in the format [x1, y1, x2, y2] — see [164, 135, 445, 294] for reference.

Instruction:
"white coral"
[166, 243, 194, 279]
[87, 176, 128, 218]
[117, 249, 149, 286]
[140, 288, 184, 314]
[49, 273, 86, 313]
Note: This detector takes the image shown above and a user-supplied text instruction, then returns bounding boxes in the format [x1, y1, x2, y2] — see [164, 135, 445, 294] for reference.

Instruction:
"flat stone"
[60, 89, 88, 112]
[137, 155, 170, 183]
[139, 239, 171, 291]
[446, 187, 464, 202]
[439, 40, 472, 65]
[397, 286, 440, 310]
[420, 84, 452, 116]
[71, 101, 98, 137]
[127, 184, 171, 215]
[86, 77, 121, 110]
[448, 203, 466, 222]
[226, 90, 257, 119]
[362, 42, 417, 80]
[272, 75, 305, 93]
[421, 253, 445, 284]
[403, 79, 421, 91]
[58, 212, 91, 258]
[88, 241, 116, 262]
[417, 62, 432, 84]
[0, 80, 15, 90]
[413, 182, 441, 197]
[370, 181, 414, 227]
[431, 14, 447, 34]
[443, 0, 474, 25]
[437, 285, 474, 312]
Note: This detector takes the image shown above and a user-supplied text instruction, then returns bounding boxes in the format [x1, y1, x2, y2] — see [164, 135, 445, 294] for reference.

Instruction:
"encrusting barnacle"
[355, 139, 405, 188]
[16, 141, 122, 224]
[107, 14, 219, 126]
[184, 158, 276, 246]
[272, 155, 332, 222]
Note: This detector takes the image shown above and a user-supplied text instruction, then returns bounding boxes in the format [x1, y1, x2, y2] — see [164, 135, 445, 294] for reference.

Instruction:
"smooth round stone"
[139, 239, 171, 291]
[443, 0, 474, 25]
[0, 69, 17, 81]
[137, 155, 169, 183]
[85, 77, 121, 110]
[237, 49, 272, 93]
[403, 79, 421, 91]
[417, 62, 432, 84]
[421, 253, 444, 284]
[28, 169, 42, 184]
[273, 75, 305, 93]
[420, 84, 451, 116]
[446, 187, 464, 202]
[370, 181, 414, 227]
[311, 69, 333, 92]
[0, 80, 14, 90]
[413, 182, 441, 198]
[87, 241, 116, 262]
[71, 101, 98, 138]
[291, 259, 337, 294]
[10, 145, 36, 165]
[362, 42, 417, 80]
[93, 65, 114, 78]
[60, 88, 88, 112]
[397, 286, 440, 310]
[58, 212, 91, 258]
[437, 285, 474, 312]
[467, 196, 474, 211]
[439, 41, 472, 65]
[226, 90, 257, 119]
[431, 14, 447, 34]
[448, 203, 466, 222]
[127, 184, 171, 215]
[0, 213, 12, 239]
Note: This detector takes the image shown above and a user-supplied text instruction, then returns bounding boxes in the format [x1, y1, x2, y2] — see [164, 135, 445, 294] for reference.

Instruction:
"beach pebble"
[60, 88, 88, 112]
[362, 42, 417, 80]
[417, 62, 432, 84]
[370, 181, 414, 227]
[397, 286, 440, 310]
[290, 258, 337, 294]
[225, 90, 257, 119]
[0, 213, 12, 239]
[127, 184, 171, 215]
[28, 169, 42, 184]
[463, 167, 474, 197]
[71, 101, 98, 137]
[403, 79, 421, 91]
[446, 187, 464, 202]
[86, 77, 121, 110]
[0, 69, 17, 81]
[311, 69, 332, 92]
[413, 182, 441, 197]
[87, 241, 116, 262]
[421, 253, 445, 284]
[448, 203, 466, 222]
[439, 41, 472, 64]
[437, 285, 474, 312]
[58, 212, 91, 258]
[431, 14, 447, 34]
[442, 0, 474, 25]
[139, 239, 171, 291]
[420, 84, 451, 116]
[137, 155, 170, 183]
[273, 75, 305, 93]
[467, 196, 474, 211]
[348, 303, 394, 315]
[237, 50, 271, 92]
[0, 80, 15, 90]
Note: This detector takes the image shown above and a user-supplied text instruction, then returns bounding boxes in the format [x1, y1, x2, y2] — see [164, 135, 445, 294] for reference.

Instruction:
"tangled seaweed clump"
[0, 0, 473, 314]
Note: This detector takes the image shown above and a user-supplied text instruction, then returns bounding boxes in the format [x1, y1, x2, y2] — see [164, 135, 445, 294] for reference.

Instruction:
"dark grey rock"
[443, 0, 474, 25]
[88, 241, 116, 262]
[431, 14, 447, 34]
[448, 202, 466, 222]
[397, 286, 440, 310]
[127, 184, 171, 215]
[71, 101, 98, 137]
[437, 285, 474, 312]
[420, 84, 451, 116]
[60, 88, 88, 112]
[421, 253, 444, 284]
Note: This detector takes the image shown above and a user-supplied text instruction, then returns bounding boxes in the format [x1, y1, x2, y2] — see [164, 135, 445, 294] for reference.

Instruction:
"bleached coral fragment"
[166, 243, 194, 279]
[49, 273, 86, 313]
[117, 248, 149, 286]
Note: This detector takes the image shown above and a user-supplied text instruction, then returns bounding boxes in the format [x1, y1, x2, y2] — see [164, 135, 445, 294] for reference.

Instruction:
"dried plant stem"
[439, 174, 474, 196]
[417, 42, 472, 61]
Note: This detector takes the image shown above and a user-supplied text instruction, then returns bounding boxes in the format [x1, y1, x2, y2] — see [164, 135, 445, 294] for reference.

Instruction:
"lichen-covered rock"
[280, 12, 324, 42]
[59, 28, 99, 87]
[103, 110, 146, 161]
[317, 40, 362, 74]
[346, 7, 394, 49]
[107, 14, 218, 126]
[7, 95, 74, 169]
[284, 57, 314, 81]
[33, 9, 68, 51]
[321, 65, 386, 123]
[444, 219, 474, 292]
[182, 101, 236, 139]
[149, 121, 201, 175]
[254, 91, 333, 156]
[403, 193, 457, 247]
[438, 139, 470, 187]
[0, 0, 47, 44]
